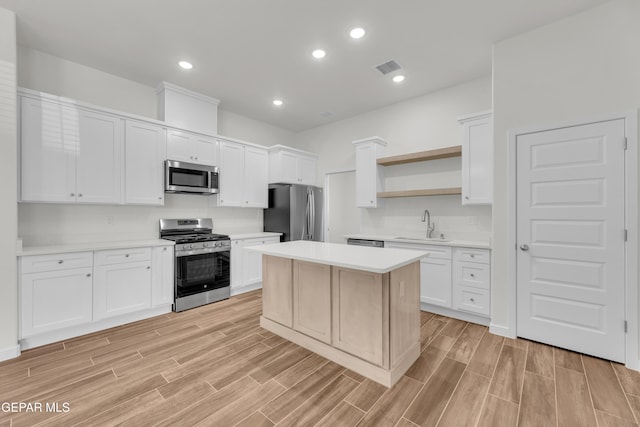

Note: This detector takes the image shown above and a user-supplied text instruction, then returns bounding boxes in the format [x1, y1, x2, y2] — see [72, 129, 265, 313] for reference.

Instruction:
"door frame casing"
[323, 168, 359, 243]
[503, 111, 638, 369]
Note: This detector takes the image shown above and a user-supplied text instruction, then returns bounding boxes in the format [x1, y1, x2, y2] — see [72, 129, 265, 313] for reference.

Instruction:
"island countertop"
[245, 240, 427, 274]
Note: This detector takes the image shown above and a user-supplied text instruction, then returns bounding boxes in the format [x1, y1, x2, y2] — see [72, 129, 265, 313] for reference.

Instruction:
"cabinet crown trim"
[457, 110, 492, 123]
[352, 136, 387, 146]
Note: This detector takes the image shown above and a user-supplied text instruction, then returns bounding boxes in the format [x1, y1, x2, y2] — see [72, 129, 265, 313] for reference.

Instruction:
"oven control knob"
[183, 244, 192, 250]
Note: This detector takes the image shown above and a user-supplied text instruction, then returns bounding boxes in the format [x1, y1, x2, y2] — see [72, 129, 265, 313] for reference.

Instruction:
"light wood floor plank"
[467, 331, 504, 378]
[525, 341, 554, 379]
[447, 323, 486, 364]
[517, 372, 556, 427]
[556, 365, 597, 427]
[488, 344, 527, 404]
[344, 378, 388, 412]
[440, 319, 468, 338]
[627, 394, 640, 423]
[273, 353, 329, 388]
[478, 395, 519, 427]
[595, 410, 639, 427]
[315, 401, 364, 427]
[554, 347, 584, 372]
[235, 411, 274, 427]
[613, 363, 640, 396]
[437, 370, 491, 427]
[357, 375, 423, 427]
[419, 318, 448, 351]
[404, 358, 466, 426]
[583, 355, 636, 421]
[277, 375, 359, 427]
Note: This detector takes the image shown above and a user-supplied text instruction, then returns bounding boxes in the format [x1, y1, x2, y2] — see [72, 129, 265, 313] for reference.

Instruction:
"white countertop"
[246, 240, 427, 274]
[227, 232, 282, 240]
[18, 239, 175, 256]
[345, 234, 491, 249]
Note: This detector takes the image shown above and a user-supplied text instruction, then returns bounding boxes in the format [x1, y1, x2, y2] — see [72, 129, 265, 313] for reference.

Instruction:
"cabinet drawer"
[243, 237, 280, 246]
[22, 252, 93, 274]
[454, 248, 490, 264]
[454, 285, 490, 316]
[94, 247, 152, 265]
[386, 242, 452, 260]
[455, 262, 490, 290]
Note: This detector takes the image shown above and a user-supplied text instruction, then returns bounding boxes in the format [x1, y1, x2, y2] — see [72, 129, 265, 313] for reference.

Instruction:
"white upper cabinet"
[352, 137, 387, 208]
[268, 145, 318, 185]
[166, 129, 217, 166]
[21, 96, 123, 204]
[124, 120, 166, 205]
[218, 139, 268, 208]
[459, 111, 492, 205]
[244, 146, 269, 207]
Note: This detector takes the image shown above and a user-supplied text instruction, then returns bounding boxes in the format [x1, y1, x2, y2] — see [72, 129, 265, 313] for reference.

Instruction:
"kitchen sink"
[394, 236, 452, 243]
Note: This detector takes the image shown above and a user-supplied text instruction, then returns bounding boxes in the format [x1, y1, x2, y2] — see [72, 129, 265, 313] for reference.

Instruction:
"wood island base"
[259, 252, 422, 388]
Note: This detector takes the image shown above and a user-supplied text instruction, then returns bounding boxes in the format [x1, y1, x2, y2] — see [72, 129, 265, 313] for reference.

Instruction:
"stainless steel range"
[159, 218, 230, 312]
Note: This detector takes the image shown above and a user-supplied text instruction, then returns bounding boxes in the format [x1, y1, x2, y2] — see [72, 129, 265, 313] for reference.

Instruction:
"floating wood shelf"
[376, 146, 462, 166]
[377, 187, 462, 198]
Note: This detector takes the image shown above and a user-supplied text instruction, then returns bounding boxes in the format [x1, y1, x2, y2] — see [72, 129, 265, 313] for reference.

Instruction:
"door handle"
[520, 244, 530, 251]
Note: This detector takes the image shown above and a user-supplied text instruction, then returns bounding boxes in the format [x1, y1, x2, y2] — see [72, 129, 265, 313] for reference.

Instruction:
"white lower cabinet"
[230, 236, 281, 295]
[21, 264, 93, 337]
[93, 248, 152, 320]
[19, 244, 174, 349]
[385, 241, 491, 321]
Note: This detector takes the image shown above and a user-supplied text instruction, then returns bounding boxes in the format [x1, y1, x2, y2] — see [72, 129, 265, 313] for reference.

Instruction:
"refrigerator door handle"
[309, 189, 315, 240]
[302, 188, 310, 240]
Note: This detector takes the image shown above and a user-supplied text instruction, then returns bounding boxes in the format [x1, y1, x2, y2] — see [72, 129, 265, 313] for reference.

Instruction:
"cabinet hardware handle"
[58, 260, 64, 264]
[465, 196, 469, 200]
[78, 193, 83, 197]
[470, 273, 475, 278]
[220, 199, 224, 203]
[158, 196, 163, 200]
[147, 266, 151, 269]
[195, 157, 198, 160]
[470, 254, 475, 258]
[470, 298, 475, 302]
[370, 200, 373, 204]
[86, 273, 91, 277]
[125, 254, 130, 257]
[70, 193, 75, 197]
[163, 247, 167, 251]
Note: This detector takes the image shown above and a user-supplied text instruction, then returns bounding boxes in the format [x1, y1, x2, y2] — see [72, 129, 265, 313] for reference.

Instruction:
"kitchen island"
[247, 241, 427, 387]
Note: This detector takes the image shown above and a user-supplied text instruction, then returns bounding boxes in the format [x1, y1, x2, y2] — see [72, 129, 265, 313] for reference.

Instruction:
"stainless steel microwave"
[165, 160, 219, 194]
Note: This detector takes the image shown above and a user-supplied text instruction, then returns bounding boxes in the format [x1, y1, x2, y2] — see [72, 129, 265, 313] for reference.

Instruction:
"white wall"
[16, 47, 296, 245]
[492, 0, 640, 342]
[294, 77, 493, 241]
[0, 7, 18, 359]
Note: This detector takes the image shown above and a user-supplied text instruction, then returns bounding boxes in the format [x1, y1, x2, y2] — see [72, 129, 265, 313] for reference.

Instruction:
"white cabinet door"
[21, 267, 93, 337]
[124, 120, 166, 205]
[420, 258, 452, 308]
[297, 155, 317, 185]
[278, 151, 299, 183]
[152, 246, 174, 307]
[230, 239, 243, 290]
[218, 140, 245, 207]
[244, 146, 268, 208]
[20, 97, 77, 203]
[461, 112, 492, 205]
[75, 109, 123, 204]
[353, 140, 385, 208]
[166, 130, 216, 165]
[94, 261, 152, 320]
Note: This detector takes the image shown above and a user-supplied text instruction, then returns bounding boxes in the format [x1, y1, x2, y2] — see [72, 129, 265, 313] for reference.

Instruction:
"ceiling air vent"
[375, 60, 402, 75]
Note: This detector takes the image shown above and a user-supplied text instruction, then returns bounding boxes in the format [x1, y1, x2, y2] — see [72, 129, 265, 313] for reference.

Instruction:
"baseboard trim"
[0, 344, 21, 362]
[231, 283, 262, 296]
[420, 303, 490, 326]
[20, 305, 172, 350]
[489, 322, 516, 338]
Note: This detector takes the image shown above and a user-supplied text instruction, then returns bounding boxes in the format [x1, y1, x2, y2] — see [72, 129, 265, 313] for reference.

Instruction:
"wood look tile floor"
[1, 290, 639, 426]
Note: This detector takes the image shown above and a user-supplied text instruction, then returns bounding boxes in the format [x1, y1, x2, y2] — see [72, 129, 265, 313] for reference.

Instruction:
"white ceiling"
[0, 0, 610, 132]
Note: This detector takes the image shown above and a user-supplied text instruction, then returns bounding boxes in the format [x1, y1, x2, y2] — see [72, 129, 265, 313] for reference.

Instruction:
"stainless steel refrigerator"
[263, 184, 323, 242]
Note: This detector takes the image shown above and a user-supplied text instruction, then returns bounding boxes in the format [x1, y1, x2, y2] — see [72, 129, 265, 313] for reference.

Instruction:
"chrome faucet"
[421, 209, 435, 238]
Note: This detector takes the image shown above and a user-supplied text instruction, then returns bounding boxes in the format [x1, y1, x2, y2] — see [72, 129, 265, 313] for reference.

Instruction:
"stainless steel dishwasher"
[346, 238, 384, 248]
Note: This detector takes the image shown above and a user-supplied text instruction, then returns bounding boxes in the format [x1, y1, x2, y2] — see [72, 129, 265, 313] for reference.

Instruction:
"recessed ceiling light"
[178, 61, 193, 70]
[349, 27, 366, 39]
[392, 75, 405, 83]
[273, 99, 284, 106]
[312, 49, 326, 59]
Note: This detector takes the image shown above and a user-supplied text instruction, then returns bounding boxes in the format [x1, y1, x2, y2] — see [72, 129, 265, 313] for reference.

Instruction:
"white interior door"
[516, 119, 626, 362]
[326, 171, 360, 243]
